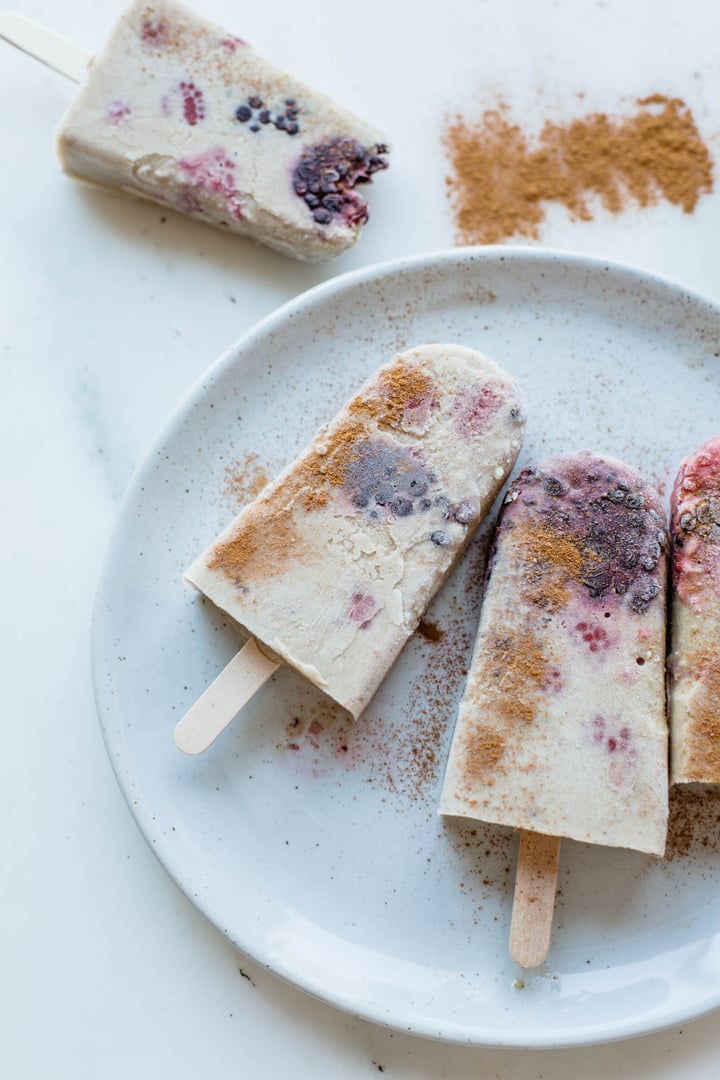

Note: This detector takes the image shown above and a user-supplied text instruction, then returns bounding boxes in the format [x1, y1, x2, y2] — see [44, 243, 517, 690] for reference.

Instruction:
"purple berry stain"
[178, 148, 243, 220]
[292, 137, 389, 227]
[592, 715, 631, 753]
[341, 441, 434, 519]
[348, 591, 379, 629]
[220, 35, 249, 51]
[543, 666, 563, 694]
[502, 453, 667, 615]
[453, 383, 503, 439]
[140, 18, 171, 48]
[590, 715, 636, 793]
[106, 100, 132, 126]
[575, 621, 610, 653]
[179, 81, 205, 126]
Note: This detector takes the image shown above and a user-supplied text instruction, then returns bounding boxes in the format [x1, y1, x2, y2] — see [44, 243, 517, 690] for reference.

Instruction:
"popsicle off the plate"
[440, 452, 670, 966]
[669, 434, 720, 783]
[176, 344, 526, 753]
[1, 0, 389, 261]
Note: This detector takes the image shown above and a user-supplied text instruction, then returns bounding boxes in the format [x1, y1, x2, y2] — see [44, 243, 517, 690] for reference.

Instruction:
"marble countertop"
[4, 0, 720, 1075]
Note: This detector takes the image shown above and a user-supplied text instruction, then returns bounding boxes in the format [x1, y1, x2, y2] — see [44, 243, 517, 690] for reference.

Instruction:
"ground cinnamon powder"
[458, 627, 554, 783]
[224, 453, 269, 506]
[521, 522, 587, 610]
[445, 94, 714, 244]
[681, 662, 720, 780]
[353, 363, 436, 429]
[207, 362, 435, 585]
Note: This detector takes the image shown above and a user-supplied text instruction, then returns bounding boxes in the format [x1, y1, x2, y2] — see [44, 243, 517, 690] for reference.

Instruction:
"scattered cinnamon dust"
[207, 360, 442, 586]
[678, 664, 720, 781]
[351, 361, 437, 429]
[224, 454, 269, 507]
[445, 94, 714, 244]
[280, 606, 474, 804]
[208, 420, 364, 583]
[207, 501, 300, 583]
[300, 418, 366, 497]
[457, 627, 554, 782]
[520, 522, 589, 610]
[666, 785, 720, 860]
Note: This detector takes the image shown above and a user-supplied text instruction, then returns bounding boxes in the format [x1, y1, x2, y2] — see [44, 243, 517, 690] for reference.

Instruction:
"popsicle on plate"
[441, 451, 670, 858]
[55, 0, 389, 261]
[669, 435, 720, 783]
[183, 344, 525, 737]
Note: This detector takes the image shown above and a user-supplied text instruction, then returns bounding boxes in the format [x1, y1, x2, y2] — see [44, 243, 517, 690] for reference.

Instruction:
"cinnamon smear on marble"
[444, 94, 714, 244]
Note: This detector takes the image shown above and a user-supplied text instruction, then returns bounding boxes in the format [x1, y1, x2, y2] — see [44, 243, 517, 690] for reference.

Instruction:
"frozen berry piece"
[178, 149, 244, 221]
[106, 100, 132, 125]
[504, 457, 668, 614]
[179, 81, 205, 126]
[219, 35, 250, 51]
[292, 137, 389, 228]
[391, 496, 414, 517]
[348, 590, 379, 629]
[233, 97, 303, 137]
[453, 383, 503, 439]
[141, 18, 171, 48]
[341, 439, 437, 520]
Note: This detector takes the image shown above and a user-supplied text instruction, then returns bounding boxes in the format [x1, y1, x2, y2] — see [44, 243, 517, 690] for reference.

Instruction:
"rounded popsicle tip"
[498, 450, 667, 616]
[671, 433, 720, 516]
[671, 434, 720, 613]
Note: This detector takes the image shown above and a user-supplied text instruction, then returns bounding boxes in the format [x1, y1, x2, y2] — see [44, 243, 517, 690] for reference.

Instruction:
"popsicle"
[177, 343, 526, 753]
[440, 452, 669, 964]
[669, 435, 720, 783]
[2, 1, 389, 261]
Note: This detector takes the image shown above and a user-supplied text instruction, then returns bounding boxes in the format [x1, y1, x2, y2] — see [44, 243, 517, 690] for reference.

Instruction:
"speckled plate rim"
[91, 244, 720, 1049]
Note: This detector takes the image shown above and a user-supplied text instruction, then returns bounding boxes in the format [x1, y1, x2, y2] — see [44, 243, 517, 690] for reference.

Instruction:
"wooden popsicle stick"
[509, 830, 561, 968]
[174, 638, 279, 755]
[0, 12, 91, 82]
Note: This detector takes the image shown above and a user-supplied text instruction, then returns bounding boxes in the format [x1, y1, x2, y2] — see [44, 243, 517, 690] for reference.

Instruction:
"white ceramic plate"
[92, 247, 720, 1048]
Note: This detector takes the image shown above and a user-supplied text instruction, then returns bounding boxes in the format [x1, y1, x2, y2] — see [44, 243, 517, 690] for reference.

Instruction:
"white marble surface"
[3, 0, 720, 1075]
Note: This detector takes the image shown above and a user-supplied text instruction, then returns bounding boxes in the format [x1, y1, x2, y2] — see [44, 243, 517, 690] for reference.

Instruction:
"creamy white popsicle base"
[185, 344, 525, 719]
[669, 435, 720, 783]
[441, 452, 669, 856]
[57, 0, 388, 260]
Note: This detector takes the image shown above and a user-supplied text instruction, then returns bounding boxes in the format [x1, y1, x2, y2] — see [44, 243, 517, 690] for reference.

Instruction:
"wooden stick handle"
[0, 12, 91, 82]
[174, 638, 279, 755]
[509, 831, 561, 968]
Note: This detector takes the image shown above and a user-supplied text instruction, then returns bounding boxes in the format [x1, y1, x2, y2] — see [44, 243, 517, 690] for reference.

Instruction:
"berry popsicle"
[440, 452, 669, 964]
[177, 344, 525, 753]
[3, 1, 389, 261]
[669, 435, 720, 783]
